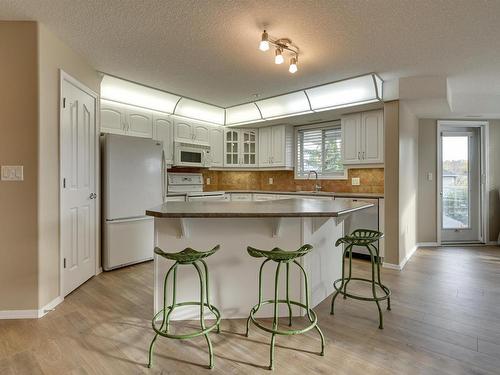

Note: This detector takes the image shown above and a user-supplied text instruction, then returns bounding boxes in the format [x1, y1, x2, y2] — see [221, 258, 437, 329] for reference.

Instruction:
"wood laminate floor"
[1, 246, 500, 374]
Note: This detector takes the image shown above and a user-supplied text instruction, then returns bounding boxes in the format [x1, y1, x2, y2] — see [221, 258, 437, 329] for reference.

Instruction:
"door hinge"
[63, 178, 66, 188]
[63, 97, 66, 108]
[63, 258, 66, 268]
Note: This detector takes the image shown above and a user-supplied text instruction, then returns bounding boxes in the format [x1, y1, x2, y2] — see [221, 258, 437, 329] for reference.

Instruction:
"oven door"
[175, 147, 205, 167]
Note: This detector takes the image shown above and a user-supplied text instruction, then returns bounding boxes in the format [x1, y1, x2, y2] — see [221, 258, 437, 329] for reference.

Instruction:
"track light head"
[289, 56, 298, 73]
[275, 48, 284, 64]
[259, 30, 270, 51]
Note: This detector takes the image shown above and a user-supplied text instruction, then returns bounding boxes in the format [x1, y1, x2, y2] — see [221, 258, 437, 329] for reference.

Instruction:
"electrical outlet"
[427, 172, 433, 181]
[206, 177, 211, 185]
[351, 177, 360, 186]
[269, 177, 274, 185]
[1, 165, 23, 181]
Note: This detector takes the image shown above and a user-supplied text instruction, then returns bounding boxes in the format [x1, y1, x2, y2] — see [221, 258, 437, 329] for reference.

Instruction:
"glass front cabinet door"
[241, 129, 257, 166]
[224, 129, 239, 166]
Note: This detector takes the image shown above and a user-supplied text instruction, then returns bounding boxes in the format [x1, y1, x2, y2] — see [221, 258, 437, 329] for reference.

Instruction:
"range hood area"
[100, 73, 383, 126]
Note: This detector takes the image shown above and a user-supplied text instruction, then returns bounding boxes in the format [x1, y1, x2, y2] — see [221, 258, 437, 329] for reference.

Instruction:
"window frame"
[294, 121, 348, 180]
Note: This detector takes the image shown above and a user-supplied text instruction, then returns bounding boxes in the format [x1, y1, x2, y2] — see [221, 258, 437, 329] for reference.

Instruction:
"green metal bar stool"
[148, 245, 221, 369]
[330, 229, 391, 329]
[245, 244, 325, 371]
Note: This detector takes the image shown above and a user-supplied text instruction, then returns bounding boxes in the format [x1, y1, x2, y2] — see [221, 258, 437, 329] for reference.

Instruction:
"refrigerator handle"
[161, 149, 166, 202]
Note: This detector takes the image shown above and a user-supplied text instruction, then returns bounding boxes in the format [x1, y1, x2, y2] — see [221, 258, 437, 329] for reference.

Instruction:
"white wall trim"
[416, 242, 439, 247]
[381, 262, 401, 270]
[383, 244, 419, 271]
[59, 70, 100, 299]
[436, 120, 489, 245]
[0, 296, 63, 320]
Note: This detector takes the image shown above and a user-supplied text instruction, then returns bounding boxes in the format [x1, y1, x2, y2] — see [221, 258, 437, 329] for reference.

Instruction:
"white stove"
[167, 173, 228, 201]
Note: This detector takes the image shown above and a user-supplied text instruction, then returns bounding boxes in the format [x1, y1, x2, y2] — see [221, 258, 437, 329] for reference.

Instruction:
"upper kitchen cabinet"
[341, 109, 384, 165]
[208, 126, 224, 167]
[152, 114, 174, 164]
[174, 119, 210, 145]
[224, 128, 258, 167]
[100, 100, 153, 138]
[126, 109, 153, 138]
[258, 125, 293, 168]
[101, 101, 126, 134]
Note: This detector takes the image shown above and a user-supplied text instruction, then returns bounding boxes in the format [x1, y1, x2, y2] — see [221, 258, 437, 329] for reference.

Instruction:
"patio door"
[439, 128, 481, 243]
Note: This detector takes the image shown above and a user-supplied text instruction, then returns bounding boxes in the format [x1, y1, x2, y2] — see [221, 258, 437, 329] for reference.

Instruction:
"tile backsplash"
[200, 168, 384, 194]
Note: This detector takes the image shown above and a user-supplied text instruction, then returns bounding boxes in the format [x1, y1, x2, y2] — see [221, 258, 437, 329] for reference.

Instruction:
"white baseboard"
[382, 262, 401, 270]
[383, 244, 419, 271]
[0, 296, 63, 320]
[416, 242, 439, 247]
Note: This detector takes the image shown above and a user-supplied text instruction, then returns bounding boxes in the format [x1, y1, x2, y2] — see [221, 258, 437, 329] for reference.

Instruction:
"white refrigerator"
[102, 134, 164, 270]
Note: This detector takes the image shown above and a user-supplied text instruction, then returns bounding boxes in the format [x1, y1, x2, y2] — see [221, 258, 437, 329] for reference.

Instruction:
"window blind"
[296, 123, 344, 178]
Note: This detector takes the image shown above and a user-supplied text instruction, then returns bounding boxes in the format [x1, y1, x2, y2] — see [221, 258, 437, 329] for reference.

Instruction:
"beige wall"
[0, 22, 39, 310]
[0, 22, 99, 312]
[383, 101, 400, 264]
[417, 119, 500, 243]
[488, 121, 500, 242]
[37, 24, 100, 307]
[417, 119, 438, 242]
[398, 101, 419, 264]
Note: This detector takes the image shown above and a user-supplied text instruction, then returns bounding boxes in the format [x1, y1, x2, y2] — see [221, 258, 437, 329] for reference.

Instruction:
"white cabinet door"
[341, 113, 362, 164]
[153, 115, 174, 164]
[224, 129, 240, 166]
[240, 129, 258, 166]
[101, 102, 126, 135]
[258, 126, 272, 167]
[361, 110, 384, 163]
[174, 120, 193, 142]
[271, 125, 285, 166]
[193, 124, 210, 145]
[126, 109, 153, 138]
[209, 126, 224, 167]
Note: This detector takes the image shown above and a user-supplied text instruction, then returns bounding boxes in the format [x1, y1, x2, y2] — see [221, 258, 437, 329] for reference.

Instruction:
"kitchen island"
[146, 198, 373, 320]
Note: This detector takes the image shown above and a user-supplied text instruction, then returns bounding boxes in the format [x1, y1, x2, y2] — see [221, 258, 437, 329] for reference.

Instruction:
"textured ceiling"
[2, 0, 500, 111]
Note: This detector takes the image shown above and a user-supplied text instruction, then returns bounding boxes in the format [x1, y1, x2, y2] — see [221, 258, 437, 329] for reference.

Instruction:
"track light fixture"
[259, 30, 300, 73]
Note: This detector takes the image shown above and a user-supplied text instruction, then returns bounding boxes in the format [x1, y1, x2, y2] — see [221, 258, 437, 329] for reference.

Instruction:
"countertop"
[166, 190, 383, 199]
[146, 198, 374, 218]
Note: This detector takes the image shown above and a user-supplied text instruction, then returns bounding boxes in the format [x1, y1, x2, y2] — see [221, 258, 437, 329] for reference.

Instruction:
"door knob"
[89, 193, 97, 199]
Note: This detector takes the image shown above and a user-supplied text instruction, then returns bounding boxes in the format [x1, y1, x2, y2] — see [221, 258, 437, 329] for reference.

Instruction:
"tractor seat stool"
[148, 245, 221, 370]
[245, 244, 325, 371]
[330, 229, 391, 329]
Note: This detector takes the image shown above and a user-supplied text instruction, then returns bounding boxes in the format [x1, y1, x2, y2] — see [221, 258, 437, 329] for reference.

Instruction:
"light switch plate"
[269, 177, 274, 185]
[206, 177, 211, 185]
[427, 172, 433, 181]
[351, 177, 360, 186]
[1, 165, 24, 181]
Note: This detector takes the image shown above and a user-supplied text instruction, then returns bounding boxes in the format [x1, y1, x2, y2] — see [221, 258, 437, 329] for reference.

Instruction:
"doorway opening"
[437, 121, 489, 245]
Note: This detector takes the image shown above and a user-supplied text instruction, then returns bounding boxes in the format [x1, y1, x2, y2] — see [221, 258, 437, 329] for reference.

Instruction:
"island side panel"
[301, 217, 344, 308]
[154, 217, 305, 320]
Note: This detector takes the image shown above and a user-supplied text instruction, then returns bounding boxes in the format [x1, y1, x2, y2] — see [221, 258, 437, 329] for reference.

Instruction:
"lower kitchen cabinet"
[230, 193, 253, 201]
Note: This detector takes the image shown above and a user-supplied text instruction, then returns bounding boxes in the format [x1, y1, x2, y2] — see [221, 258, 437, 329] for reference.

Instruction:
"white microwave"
[174, 142, 211, 167]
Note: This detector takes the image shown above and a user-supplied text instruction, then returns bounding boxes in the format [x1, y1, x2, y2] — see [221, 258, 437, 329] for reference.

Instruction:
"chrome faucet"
[307, 170, 322, 192]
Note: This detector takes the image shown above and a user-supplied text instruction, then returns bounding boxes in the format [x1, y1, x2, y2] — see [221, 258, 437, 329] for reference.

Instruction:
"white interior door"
[439, 128, 481, 243]
[60, 74, 97, 296]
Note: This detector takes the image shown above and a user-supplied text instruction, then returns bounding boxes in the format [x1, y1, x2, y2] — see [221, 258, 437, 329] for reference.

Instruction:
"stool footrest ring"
[249, 300, 318, 336]
[333, 278, 391, 302]
[152, 302, 221, 339]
